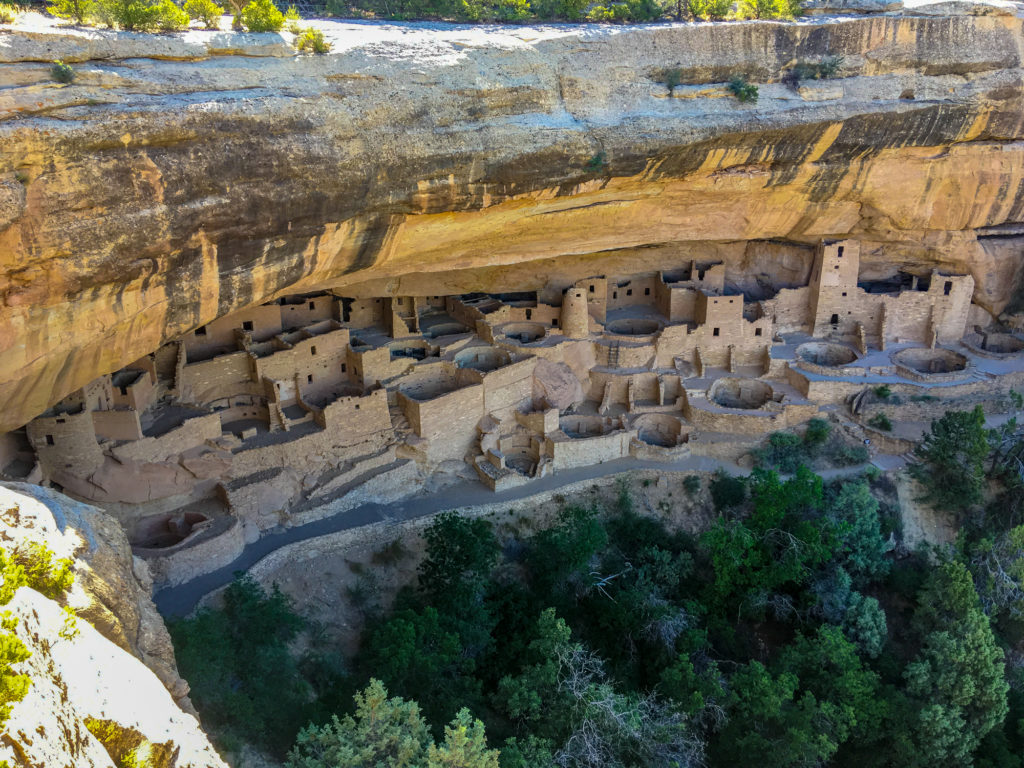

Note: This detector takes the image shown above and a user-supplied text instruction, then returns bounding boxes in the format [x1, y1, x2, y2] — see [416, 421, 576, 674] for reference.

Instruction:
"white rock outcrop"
[0, 484, 227, 767]
[0, 588, 228, 768]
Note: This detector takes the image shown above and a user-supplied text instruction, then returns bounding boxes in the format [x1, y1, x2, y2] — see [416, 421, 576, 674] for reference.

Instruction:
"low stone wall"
[684, 400, 819, 434]
[229, 431, 387, 481]
[92, 408, 144, 442]
[630, 438, 691, 461]
[111, 413, 221, 465]
[860, 425, 918, 455]
[178, 352, 258, 406]
[547, 430, 634, 471]
[140, 516, 245, 588]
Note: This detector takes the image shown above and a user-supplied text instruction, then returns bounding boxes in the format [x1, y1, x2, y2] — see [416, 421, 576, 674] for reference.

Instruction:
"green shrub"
[738, 0, 799, 16]
[370, 538, 406, 566]
[295, 26, 330, 53]
[586, 0, 661, 21]
[688, 0, 730, 17]
[785, 56, 844, 87]
[868, 413, 893, 432]
[585, 152, 608, 171]
[0, 536, 76, 734]
[461, 0, 531, 20]
[48, 0, 98, 22]
[830, 443, 869, 466]
[0, 541, 74, 604]
[873, 384, 891, 400]
[683, 474, 701, 494]
[727, 74, 758, 103]
[238, 0, 283, 31]
[755, 432, 806, 474]
[529, 0, 588, 19]
[155, 0, 188, 28]
[710, 471, 746, 511]
[94, 0, 188, 30]
[183, 0, 222, 26]
[0, 3, 18, 22]
[804, 417, 831, 446]
[654, 66, 684, 94]
[50, 60, 75, 83]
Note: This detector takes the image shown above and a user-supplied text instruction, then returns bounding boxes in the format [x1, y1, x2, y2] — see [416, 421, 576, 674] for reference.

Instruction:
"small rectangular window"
[242, 320, 254, 331]
[589, 285, 595, 293]
[526, 309, 532, 320]
[308, 374, 313, 383]
[56, 418, 65, 424]
[45, 435, 54, 446]
[838, 246, 844, 257]
[944, 281, 953, 296]
[627, 289, 632, 296]
[309, 301, 316, 310]
[552, 319, 558, 327]
[613, 292, 618, 300]
[755, 328, 762, 337]
[834, 265, 840, 270]
[341, 364, 347, 373]
[713, 328, 720, 337]
[842, 292, 847, 297]
[644, 287, 650, 296]
[311, 346, 317, 355]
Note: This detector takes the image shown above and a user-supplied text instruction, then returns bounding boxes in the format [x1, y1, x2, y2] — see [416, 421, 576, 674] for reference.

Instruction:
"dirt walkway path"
[153, 454, 883, 617]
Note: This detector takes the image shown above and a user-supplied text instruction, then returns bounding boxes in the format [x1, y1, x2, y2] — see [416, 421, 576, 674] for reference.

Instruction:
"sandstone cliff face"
[0, 484, 227, 768]
[2, 8, 1024, 430]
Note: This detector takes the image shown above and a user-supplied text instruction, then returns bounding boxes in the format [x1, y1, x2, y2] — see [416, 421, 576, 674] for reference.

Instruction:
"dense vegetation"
[19, 0, 805, 32]
[171, 405, 1024, 767]
[322, 0, 799, 24]
[752, 417, 868, 472]
[0, 529, 76, 766]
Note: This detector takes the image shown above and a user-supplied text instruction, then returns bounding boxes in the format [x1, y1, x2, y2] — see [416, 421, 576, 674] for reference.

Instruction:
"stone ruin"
[3, 238, 1023, 584]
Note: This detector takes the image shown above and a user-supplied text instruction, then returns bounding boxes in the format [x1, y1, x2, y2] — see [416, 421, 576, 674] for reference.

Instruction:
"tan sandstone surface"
[0, 483, 226, 768]
[3, 7, 1024, 430]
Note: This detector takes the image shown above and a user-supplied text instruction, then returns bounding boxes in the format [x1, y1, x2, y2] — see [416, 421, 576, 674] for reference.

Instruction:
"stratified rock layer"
[2, 10, 1024, 430]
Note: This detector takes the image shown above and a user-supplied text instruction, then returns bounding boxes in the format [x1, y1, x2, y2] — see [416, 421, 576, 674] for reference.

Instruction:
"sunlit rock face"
[2, 10, 1024, 430]
[0, 483, 196, 707]
[0, 483, 226, 767]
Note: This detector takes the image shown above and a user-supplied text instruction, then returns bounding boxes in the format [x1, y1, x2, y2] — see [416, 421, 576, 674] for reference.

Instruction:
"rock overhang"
[2, 7, 1024, 430]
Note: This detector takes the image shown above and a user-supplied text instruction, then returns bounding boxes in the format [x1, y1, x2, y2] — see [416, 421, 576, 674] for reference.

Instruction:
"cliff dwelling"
[2, 238, 1020, 587]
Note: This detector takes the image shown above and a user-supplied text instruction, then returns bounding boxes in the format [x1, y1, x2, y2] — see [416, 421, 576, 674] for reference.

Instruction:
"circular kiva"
[709, 377, 773, 410]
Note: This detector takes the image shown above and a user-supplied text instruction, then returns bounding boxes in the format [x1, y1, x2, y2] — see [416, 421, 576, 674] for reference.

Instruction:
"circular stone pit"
[892, 347, 968, 375]
[560, 415, 616, 438]
[132, 511, 210, 549]
[605, 317, 661, 336]
[982, 333, 1024, 355]
[425, 321, 468, 339]
[455, 346, 511, 372]
[709, 377, 773, 410]
[501, 322, 547, 345]
[796, 341, 858, 367]
[633, 413, 685, 447]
